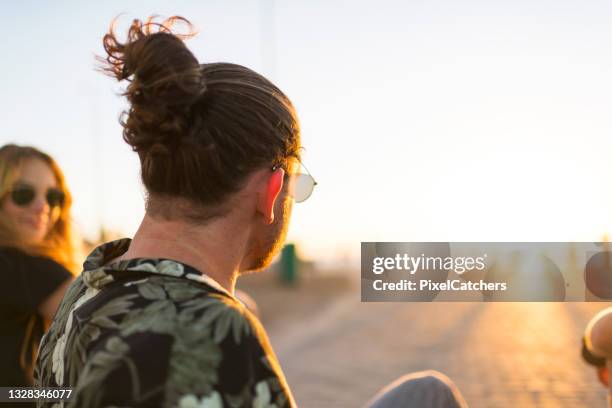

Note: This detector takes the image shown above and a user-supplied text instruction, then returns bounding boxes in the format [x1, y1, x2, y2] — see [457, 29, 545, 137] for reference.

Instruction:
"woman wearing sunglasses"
[0, 144, 75, 390]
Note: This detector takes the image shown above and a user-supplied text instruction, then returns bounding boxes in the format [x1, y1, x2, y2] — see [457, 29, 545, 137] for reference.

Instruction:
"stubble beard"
[244, 194, 293, 273]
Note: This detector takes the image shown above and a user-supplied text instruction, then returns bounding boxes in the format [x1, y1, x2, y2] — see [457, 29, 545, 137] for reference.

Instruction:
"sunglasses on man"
[7, 184, 65, 209]
[272, 159, 317, 203]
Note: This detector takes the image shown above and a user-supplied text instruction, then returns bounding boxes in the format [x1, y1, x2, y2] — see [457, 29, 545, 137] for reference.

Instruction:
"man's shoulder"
[107, 275, 255, 343]
[43, 272, 254, 346]
[37, 270, 294, 407]
[38, 274, 277, 406]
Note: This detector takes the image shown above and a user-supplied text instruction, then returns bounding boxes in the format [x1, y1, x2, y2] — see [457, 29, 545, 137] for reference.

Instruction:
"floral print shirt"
[35, 239, 295, 408]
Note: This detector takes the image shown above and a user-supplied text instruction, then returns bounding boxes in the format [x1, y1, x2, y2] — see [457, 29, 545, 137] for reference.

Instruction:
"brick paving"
[265, 295, 612, 408]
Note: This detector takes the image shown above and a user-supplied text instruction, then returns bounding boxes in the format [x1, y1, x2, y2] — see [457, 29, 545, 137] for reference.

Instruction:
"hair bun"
[99, 16, 204, 153]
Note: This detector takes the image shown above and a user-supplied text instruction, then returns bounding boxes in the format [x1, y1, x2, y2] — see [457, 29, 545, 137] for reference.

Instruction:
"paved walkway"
[267, 296, 611, 407]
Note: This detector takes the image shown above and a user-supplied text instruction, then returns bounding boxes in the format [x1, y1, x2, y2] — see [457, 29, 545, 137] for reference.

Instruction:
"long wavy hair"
[0, 144, 76, 272]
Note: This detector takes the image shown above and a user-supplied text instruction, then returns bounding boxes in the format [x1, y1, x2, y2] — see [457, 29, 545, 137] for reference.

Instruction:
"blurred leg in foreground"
[366, 370, 468, 408]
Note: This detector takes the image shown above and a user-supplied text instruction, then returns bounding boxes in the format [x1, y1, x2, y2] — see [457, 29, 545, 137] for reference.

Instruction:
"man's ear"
[597, 366, 609, 387]
[257, 168, 284, 224]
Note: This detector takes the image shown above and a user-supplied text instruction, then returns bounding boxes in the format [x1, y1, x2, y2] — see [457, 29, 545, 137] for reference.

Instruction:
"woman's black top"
[0, 247, 72, 387]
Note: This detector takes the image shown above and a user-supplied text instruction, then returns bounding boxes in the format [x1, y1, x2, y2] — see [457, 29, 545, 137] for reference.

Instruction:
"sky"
[2, 1, 612, 269]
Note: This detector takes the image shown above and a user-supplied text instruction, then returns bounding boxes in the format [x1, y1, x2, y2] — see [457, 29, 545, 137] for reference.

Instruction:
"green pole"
[280, 244, 298, 284]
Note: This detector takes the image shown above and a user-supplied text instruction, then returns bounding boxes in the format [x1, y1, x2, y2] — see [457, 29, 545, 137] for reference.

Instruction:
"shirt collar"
[81, 238, 231, 298]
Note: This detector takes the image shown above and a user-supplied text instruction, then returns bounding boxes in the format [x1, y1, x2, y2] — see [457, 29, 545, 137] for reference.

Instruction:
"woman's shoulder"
[0, 246, 70, 275]
[0, 246, 72, 310]
[0, 245, 24, 256]
[0, 246, 28, 266]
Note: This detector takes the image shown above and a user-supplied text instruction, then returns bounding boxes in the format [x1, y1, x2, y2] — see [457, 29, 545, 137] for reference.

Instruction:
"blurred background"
[3, 1, 612, 406]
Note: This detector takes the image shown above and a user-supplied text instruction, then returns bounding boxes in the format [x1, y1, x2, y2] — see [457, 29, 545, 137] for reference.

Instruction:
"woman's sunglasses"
[9, 184, 65, 208]
[273, 160, 318, 203]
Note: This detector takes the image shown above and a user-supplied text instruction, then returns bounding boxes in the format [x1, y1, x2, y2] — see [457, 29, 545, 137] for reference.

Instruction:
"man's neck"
[120, 214, 249, 295]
